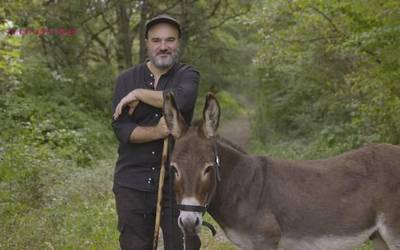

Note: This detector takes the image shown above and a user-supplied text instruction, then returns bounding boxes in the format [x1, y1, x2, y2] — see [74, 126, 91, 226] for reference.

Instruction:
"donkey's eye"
[201, 164, 214, 181]
[203, 164, 214, 176]
[170, 163, 180, 177]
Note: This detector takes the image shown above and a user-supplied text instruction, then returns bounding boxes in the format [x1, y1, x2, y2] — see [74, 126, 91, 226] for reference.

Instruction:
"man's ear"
[201, 93, 220, 138]
[163, 91, 187, 138]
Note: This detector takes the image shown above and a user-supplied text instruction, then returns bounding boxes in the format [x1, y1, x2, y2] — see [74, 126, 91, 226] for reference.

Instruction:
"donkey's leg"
[377, 213, 400, 250]
[252, 243, 279, 250]
[370, 231, 389, 250]
[252, 213, 281, 250]
[379, 227, 400, 250]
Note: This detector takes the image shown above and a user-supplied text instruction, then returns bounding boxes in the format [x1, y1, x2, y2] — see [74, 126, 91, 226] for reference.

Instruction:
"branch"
[39, 36, 57, 70]
[281, 35, 345, 44]
[151, 1, 181, 17]
[309, 6, 341, 34]
[307, 6, 381, 63]
[77, 22, 117, 62]
[101, 12, 117, 36]
[208, 5, 252, 31]
[80, 0, 118, 26]
[207, 0, 222, 18]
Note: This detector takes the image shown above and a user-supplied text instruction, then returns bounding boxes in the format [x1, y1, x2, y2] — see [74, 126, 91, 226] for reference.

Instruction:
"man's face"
[146, 23, 180, 69]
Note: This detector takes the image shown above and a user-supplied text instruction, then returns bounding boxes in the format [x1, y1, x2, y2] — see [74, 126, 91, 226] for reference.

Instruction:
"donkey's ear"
[202, 93, 220, 138]
[163, 91, 187, 138]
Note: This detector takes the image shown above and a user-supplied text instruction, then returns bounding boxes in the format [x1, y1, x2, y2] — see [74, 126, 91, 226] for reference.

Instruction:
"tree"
[252, 0, 400, 147]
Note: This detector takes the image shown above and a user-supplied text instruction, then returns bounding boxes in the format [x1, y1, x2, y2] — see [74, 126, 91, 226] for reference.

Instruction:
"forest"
[1, 0, 399, 249]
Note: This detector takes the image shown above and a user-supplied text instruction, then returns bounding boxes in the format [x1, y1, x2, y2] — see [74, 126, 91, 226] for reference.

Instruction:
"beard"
[149, 49, 179, 69]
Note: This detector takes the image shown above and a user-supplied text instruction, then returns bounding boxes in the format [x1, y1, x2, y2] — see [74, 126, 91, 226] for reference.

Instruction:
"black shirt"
[111, 62, 199, 191]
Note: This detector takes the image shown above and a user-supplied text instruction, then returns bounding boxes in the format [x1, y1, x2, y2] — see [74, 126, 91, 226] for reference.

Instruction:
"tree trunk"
[116, 0, 133, 70]
[179, 0, 189, 59]
[139, 0, 149, 63]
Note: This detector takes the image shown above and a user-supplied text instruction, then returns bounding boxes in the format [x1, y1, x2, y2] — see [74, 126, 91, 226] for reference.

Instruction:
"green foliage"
[0, 29, 22, 77]
[1, 0, 397, 248]
[251, 0, 400, 151]
[0, 158, 118, 250]
[185, 20, 258, 98]
[194, 90, 246, 122]
[216, 91, 246, 121]
[0, 47, 116, 244]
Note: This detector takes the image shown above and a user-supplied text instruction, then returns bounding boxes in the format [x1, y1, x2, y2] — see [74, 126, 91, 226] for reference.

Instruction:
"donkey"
[163, 92, 400, 250]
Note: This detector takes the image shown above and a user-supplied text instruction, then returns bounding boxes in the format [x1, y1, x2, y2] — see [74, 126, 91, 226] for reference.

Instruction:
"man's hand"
[128, 116, 169, 143]
[113, 90, 139, 120]
[156, 116, 169, 139]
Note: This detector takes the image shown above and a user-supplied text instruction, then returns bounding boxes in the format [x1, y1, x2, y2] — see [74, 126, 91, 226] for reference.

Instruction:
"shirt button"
[147, 178, 152, 184]
[150, 74, 153, 77]
[152, 151, 155, 155]
[152, 167, 155, 170]
[155, 113, 159, 117]
[149, 82, 153, 86]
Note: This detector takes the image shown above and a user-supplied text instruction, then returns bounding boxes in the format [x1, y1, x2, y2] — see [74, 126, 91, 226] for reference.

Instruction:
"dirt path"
[219, 115, 251, 150]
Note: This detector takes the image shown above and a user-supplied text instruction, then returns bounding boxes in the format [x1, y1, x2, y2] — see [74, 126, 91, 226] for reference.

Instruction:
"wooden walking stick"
[153, 137, 169, 250]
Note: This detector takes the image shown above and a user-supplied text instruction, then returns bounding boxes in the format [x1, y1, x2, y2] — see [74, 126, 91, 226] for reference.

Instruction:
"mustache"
[156, 51, 172, 56]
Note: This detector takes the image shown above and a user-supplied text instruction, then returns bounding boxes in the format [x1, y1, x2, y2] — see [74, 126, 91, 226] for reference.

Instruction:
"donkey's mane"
[190, 119, 247, 155]
[217, 136, 248, 155]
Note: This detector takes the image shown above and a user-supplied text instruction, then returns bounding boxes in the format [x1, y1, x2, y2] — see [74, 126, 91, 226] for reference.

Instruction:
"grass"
[199, 214, 238, 249]
[0, 147, 236, 250]
[0, 122, 375, 250]
[0, 157, 119, 250]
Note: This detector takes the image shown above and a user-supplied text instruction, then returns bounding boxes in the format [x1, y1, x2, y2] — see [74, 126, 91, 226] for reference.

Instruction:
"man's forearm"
[129, 125, 165, 143]
[135, 89, 164, 108]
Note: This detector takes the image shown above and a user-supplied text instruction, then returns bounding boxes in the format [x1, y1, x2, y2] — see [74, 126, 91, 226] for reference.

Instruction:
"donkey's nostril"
[195, 217, 200, 227]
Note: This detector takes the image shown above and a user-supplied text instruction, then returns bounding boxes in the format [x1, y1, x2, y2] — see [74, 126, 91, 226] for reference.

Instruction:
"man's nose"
[160, 41, 167, 50]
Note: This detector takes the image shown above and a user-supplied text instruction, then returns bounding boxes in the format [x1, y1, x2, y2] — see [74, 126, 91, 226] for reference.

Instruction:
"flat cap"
[145, 14, 181, 38]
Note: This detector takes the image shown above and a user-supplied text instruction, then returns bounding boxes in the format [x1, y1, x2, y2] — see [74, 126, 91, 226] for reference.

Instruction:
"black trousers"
[113, 185, 201, 250]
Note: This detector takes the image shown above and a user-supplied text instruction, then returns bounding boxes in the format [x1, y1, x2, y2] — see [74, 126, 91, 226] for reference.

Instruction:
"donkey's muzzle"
[178, 212, 202, 235]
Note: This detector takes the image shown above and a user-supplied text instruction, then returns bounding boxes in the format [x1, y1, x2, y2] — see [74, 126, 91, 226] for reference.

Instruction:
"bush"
[194, 90, 245, 122]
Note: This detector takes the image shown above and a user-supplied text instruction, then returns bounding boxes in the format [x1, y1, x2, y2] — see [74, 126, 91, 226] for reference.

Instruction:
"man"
[111, 15, 201, 250]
